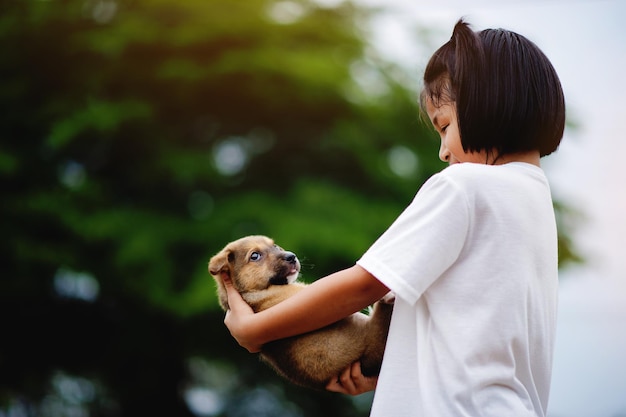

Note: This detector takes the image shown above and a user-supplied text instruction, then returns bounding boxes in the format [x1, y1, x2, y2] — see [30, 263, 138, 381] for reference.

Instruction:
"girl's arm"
[223, 264, 389, 353]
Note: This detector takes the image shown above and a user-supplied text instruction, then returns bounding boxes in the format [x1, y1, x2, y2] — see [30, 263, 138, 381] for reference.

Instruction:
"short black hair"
[421, 19, 565, 157]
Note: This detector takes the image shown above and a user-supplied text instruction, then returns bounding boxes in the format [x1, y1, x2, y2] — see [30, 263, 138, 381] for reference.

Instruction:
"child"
[222, 19, 564, 417]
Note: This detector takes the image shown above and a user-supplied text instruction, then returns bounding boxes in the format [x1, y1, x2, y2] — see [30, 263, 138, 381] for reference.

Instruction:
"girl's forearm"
[250, 264, 389, 346]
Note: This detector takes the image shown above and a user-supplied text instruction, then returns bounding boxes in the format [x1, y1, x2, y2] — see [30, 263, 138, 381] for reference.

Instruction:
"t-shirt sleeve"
[357, 172, 470, 305]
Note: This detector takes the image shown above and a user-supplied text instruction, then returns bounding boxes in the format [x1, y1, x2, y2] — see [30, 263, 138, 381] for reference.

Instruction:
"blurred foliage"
[0, 0, 581, 416]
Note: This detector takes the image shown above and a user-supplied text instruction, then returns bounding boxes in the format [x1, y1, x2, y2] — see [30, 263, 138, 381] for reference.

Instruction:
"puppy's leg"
[360, 299, 393, 376]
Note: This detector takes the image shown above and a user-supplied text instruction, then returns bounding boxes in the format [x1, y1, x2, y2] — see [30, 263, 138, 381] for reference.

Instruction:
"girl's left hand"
[326, 361, 378, 395]
[223, 275, 262, 353]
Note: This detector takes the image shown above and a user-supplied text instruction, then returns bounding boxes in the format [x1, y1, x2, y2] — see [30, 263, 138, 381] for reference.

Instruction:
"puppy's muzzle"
[284, 251, 297, 264]
[269, 251, 300, 285]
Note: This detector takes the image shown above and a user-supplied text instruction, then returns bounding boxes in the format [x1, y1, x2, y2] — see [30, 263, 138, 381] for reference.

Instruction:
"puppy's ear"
[208, 249, 232, 311]
[208, 250, 230, 277]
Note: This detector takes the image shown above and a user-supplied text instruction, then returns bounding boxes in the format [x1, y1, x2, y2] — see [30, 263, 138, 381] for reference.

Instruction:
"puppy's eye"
[250, 252, 262, 262]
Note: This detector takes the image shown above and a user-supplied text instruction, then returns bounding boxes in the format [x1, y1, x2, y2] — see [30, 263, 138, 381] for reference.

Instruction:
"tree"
[0, 0, 580, 415]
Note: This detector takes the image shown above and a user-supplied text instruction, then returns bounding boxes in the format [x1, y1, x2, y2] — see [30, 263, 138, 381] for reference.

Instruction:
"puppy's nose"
[283, 252, 297, 263]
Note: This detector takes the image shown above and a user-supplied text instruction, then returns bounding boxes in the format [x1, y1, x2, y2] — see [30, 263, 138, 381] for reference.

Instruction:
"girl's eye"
[441, 125, 449, 133]
[250, 252, 262, 262]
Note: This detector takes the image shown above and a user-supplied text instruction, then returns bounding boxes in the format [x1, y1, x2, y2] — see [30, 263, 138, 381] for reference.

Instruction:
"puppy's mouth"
[269, 258, 300, 286]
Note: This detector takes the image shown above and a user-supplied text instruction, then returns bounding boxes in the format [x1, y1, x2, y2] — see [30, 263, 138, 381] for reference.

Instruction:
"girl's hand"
[222, 276, 262, 353]
[325, 361, 378, 395]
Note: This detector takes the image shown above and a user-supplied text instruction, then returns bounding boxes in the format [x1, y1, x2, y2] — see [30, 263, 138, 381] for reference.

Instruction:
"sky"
[349, 0, 626, 416]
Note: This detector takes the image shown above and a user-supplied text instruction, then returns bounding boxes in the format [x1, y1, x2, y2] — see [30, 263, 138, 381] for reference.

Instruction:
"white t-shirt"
[357, 162, 558, 417]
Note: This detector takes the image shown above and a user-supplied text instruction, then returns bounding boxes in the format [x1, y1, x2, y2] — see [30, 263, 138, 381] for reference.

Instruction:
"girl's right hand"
[326, 361, 378, 395]
[222, 276, 262, 353]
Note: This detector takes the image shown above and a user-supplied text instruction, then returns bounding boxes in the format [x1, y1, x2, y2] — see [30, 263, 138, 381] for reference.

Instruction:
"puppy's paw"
[380, 292, 395, 304]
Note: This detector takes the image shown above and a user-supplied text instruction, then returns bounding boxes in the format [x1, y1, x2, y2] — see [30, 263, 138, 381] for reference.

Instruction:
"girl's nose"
[439, 142, 451, 162]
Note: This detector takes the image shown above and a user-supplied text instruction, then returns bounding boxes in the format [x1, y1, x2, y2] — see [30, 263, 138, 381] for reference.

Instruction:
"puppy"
[209, 235, 392, 390]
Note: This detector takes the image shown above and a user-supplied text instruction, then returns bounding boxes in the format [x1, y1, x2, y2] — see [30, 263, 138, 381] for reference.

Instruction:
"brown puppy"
[209, 235, 392, 390]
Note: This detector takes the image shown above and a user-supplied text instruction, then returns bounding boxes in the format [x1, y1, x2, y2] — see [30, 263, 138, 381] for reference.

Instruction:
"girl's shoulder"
[423, 162, 549, 198]
[437, 162, 546, 183]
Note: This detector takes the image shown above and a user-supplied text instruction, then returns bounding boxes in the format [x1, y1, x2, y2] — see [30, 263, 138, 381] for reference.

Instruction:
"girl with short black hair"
[223, 19, 564, 417]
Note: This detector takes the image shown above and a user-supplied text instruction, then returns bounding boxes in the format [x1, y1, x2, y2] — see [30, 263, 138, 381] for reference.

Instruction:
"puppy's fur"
[209, 235, 392, 390]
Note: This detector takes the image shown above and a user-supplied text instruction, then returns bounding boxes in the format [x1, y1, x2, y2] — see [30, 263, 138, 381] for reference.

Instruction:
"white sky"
[354, 0, 626, 416]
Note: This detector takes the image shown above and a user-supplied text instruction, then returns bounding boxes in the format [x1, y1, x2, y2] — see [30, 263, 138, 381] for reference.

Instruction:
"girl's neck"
[493, 151, 541, 167]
